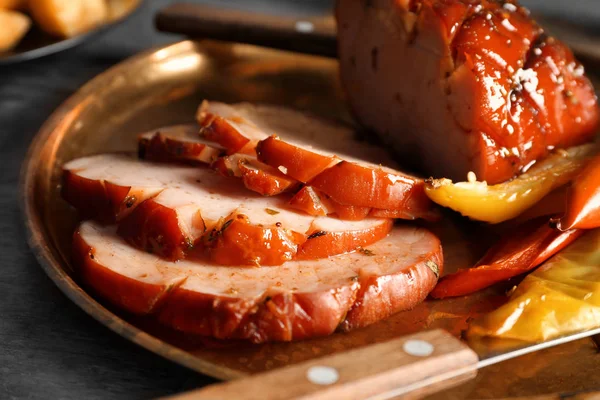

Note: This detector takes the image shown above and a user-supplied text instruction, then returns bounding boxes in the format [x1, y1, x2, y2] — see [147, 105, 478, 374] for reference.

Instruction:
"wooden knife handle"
[155, 2, 337, 58]
[164, 330, 479, 400]
[155, 3, 600, 62]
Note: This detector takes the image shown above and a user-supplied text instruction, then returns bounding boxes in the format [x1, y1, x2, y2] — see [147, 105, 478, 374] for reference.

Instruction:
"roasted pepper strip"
[467, 229, 600, 342]
[425, 144, 596, 224]
[431, 216, 584, 299]
[554, 154, 600, 230]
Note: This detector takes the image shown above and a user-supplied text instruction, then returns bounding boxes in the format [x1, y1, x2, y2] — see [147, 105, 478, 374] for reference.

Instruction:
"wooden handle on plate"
[155, 3, 600, 62]
[164, 330, 478, 400]
[155, 2, 337, 57]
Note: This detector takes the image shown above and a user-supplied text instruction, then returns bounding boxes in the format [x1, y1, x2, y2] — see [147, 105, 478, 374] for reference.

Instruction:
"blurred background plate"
[0, 0, 144, 65]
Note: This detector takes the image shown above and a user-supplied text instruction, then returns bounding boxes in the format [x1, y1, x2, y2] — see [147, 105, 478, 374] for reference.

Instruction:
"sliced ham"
[288, 185, 439, 221]
[73, 221, 443, 342]
[62, 154, 170, 223]
[336, 0, 599, 185]
[154, 122, 430, 220]
[197, 101, 436, 220]
[138, 124, 224, 165]
[63, 154, 392, 264]
[289, 186, 370, 221]
[212, 153, 299, 196]
[137, 122, 435, 220]
[197, 101, 392, 164]
[256, 135, 340, 183]
[197, 101, 270, 155]
[256, 136, 436, 217]
[137, 123, 300, 197]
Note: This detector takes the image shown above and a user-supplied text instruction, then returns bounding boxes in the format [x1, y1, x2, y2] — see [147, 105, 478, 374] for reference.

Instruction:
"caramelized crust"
[337, 0, 599, 184]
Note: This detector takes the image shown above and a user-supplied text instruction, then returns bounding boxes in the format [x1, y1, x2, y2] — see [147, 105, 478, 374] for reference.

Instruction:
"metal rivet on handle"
[306, 366, 340, 385]
[403, 339, 434, 357]
[295, 21, 315, 33]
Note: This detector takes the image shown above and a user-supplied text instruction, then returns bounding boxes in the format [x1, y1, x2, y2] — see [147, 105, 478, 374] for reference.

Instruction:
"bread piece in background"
[29, 0, 108, 38]
[0, 9, 31, 51]
[0, 0, 27, 10]
[106, 0, 139, 21]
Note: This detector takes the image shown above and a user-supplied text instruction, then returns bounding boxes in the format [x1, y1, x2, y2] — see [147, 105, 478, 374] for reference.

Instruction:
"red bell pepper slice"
[431, 216, 583, 299]
[554, 154, 600, 230]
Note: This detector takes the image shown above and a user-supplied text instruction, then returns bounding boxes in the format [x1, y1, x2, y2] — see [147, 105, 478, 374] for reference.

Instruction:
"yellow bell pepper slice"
[425, 144, 597, 224]
[467, 229, 600, 342]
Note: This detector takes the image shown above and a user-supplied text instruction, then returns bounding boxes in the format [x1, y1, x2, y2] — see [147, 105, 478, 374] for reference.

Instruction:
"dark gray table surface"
[1, 1, 599, 399]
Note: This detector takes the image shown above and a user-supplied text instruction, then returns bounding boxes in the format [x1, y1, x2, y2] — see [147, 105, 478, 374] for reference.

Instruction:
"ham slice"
[73, 221, 443, 342]
[62, 154, 169, 223]
[137, 124, 299, 197]
[257, 137, 434, 214]
[212, 153, 299, 196]
[138, 124, 224, 165]
[197, 101, 392, 164]
[63, 154, 392, 264]
[197, 101, 436, 220]
[288, 185, 439, 222]
[336, 0, 599, 185]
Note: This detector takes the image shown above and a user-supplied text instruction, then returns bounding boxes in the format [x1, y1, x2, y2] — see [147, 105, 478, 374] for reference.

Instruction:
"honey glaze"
[369, 0, 599, 184]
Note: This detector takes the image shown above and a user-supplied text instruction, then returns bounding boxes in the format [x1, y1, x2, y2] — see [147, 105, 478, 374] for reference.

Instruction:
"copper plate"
[20, 40, 600, 398]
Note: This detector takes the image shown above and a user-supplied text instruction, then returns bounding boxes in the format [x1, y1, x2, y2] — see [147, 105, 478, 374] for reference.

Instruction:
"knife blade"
[369, 326, 600, 400]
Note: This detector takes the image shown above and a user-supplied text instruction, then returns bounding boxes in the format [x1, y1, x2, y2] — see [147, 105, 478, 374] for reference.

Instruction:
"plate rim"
[18, 39, 245, 382]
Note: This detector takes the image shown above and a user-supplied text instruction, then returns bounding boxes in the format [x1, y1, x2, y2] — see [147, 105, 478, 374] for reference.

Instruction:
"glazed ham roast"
[336, 0, 599, 184]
